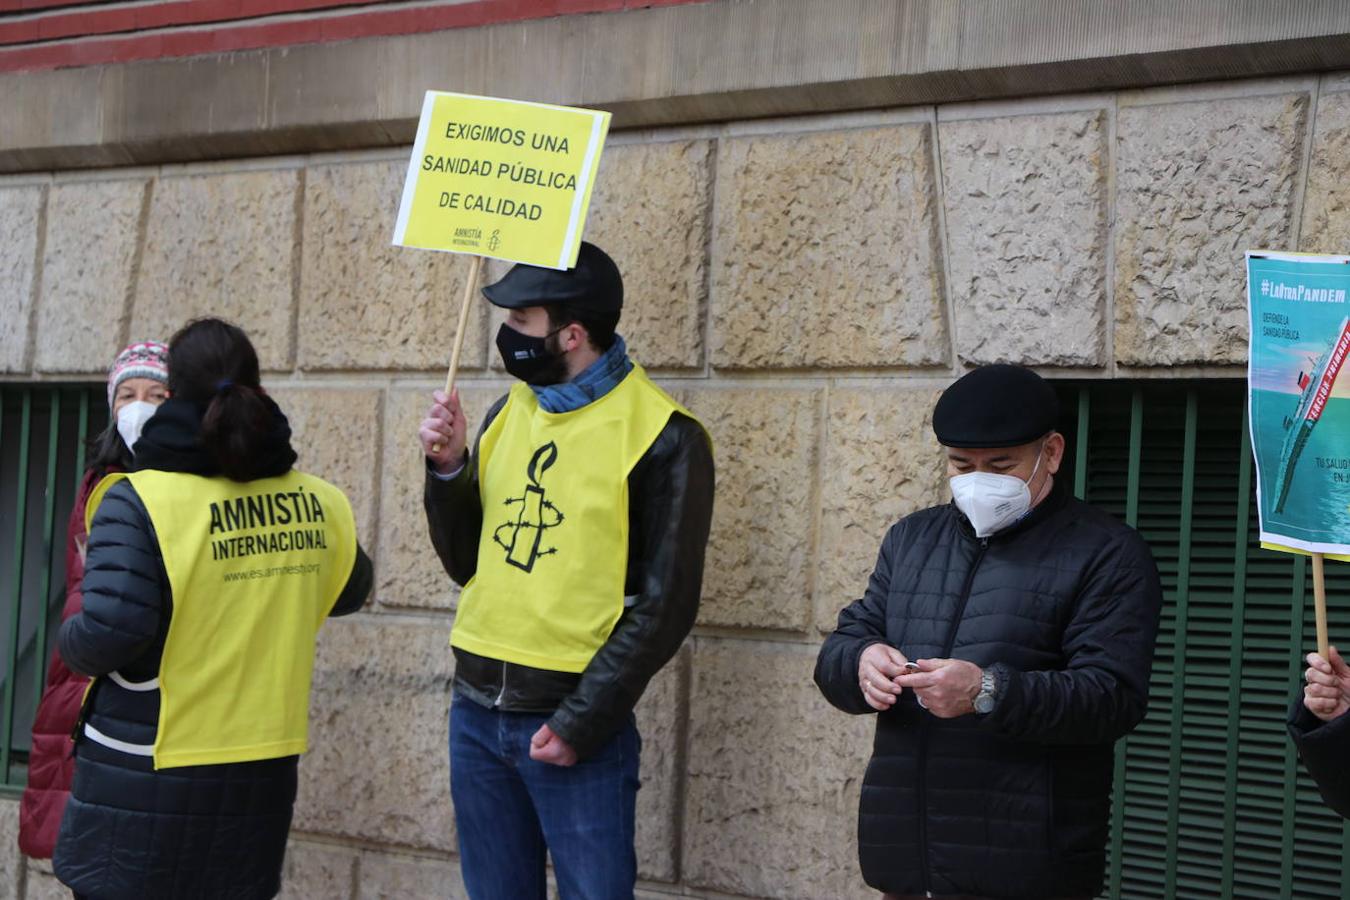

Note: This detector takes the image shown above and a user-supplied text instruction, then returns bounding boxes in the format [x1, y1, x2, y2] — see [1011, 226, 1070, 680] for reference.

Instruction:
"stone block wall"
[0, 72, 1339, 898]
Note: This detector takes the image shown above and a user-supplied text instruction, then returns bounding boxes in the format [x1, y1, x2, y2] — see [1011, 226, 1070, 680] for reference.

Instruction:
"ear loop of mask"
[1026, 441, 1046, 484]
[1019, 440, 1051, 513]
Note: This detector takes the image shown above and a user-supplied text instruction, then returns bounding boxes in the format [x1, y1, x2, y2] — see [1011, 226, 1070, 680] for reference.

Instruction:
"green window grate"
[1058, 380, 1350, 900]
[0, 384, 106, 791]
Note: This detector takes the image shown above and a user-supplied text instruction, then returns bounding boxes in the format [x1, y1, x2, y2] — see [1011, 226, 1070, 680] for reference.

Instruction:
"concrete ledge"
[5, 0, 1350, 172]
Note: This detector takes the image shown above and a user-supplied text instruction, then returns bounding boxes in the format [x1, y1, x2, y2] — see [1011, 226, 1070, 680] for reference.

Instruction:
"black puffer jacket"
[815, 481, 1162, 900]
[53, 398, 372, 900]
[1289, 700, 1350, 818]
[425, 391, 715, 758]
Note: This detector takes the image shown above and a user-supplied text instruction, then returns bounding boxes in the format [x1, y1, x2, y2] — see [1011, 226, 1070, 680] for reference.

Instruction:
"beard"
[526, 331, 571, 386]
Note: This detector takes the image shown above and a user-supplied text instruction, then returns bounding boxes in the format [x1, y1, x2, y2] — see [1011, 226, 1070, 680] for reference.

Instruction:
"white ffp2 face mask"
[950, 449, 1044, 538]
[116, 400, 159, 454]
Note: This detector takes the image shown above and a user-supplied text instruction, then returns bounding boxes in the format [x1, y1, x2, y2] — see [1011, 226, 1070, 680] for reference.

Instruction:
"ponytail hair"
[167, 318, 273, 482]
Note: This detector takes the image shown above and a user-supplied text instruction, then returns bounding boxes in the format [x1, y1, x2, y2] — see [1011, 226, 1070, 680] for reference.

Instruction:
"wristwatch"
[973, 668, 998, 715]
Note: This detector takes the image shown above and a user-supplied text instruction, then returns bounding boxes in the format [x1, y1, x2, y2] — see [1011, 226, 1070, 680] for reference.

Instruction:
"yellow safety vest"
[451, 365, 701, 673]
[84, 469, 357, 769]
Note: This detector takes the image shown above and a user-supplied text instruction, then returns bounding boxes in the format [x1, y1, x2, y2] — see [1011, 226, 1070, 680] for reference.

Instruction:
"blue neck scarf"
[531, 335, 634, 414]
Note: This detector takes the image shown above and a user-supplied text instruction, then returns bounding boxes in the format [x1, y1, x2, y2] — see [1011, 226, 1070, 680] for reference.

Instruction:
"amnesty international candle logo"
[493, 442, 566, 572]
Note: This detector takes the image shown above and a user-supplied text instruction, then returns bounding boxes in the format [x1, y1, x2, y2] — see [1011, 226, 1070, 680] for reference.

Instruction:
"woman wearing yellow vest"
[52, 318, 372, 900]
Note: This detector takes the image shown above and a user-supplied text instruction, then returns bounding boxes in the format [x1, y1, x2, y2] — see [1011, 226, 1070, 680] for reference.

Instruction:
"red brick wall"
[0, 0, 706, 72]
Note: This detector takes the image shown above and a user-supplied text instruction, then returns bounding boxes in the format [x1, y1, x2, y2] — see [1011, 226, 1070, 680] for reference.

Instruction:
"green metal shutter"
[0, 384, 105, 790]
[1058, 381, 1350, 900]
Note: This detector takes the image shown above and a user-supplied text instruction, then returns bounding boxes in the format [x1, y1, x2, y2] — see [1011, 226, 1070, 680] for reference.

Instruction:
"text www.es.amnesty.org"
[223, 563, 321, 582]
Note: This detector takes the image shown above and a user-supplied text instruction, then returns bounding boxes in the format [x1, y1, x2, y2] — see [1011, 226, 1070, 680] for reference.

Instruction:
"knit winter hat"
[107, 341, 169, 408]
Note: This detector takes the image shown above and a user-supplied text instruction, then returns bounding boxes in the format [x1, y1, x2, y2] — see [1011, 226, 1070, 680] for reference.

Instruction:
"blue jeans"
[449, 694, 640, 900]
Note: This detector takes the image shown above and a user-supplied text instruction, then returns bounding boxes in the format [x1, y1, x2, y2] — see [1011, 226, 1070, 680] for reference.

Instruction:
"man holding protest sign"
[419, 242, 715, 900]
[396, 89, 712, 899]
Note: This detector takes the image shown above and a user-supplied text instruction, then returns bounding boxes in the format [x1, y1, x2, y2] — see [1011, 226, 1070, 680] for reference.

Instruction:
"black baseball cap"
[932, 364, 1059, 448]
[482, 241, 623, 315]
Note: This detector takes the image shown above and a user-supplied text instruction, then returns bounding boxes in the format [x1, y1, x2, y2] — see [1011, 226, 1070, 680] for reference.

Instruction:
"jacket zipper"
[918, 536, 988, 897]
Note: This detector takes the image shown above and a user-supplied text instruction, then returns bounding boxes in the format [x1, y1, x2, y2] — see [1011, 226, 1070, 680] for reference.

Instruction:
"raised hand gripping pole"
[432, 254, 484, 455]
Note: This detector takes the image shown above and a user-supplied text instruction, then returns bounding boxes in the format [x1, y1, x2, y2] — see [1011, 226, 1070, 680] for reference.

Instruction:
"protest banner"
[392, 91, 610, 450]
[1247, 251, 1350, 655]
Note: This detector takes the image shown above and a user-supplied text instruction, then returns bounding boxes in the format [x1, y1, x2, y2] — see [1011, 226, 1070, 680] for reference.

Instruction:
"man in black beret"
[815, 364, 1162, 900]
[418, 242, 715, 900]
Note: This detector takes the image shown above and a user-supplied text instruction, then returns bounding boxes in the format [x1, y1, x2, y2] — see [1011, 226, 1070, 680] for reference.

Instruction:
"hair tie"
[214, 379, 234, 394]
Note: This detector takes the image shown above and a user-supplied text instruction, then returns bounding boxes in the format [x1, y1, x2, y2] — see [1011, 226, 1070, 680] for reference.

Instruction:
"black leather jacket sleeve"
[1289, 698, 1350, 818]
[423, 394, 508, 587]
[813, 523, 899, 716]
[60, 480, 165, 678]
[982, 528, 1162, 744]
[546, 413, 715, 757]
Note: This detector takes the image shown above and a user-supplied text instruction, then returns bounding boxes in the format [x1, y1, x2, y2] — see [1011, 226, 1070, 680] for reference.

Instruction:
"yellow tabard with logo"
[85, 469, 357, 769]
[451, 365, 699, 673]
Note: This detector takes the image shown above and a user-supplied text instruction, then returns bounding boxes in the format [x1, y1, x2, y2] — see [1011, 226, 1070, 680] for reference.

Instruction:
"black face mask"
[496, 322, 569, 385]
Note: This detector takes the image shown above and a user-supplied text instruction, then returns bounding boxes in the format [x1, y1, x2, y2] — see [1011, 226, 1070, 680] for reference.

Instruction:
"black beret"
[482, 241, 623, 316]
[932, 365, 1059, 448]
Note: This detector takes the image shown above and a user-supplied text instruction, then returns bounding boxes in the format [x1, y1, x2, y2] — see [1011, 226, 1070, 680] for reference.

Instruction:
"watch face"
[974, 695, 995, 714]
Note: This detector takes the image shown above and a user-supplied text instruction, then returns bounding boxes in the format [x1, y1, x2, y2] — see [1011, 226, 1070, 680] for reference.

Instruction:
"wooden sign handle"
[1313, 552, 1329, 659]
[432, 254, 484, 455]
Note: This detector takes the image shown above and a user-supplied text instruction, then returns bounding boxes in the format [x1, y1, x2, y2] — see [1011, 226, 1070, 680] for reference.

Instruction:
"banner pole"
[1313, 552, 1329, 659]
[432, 254, 484, 455]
